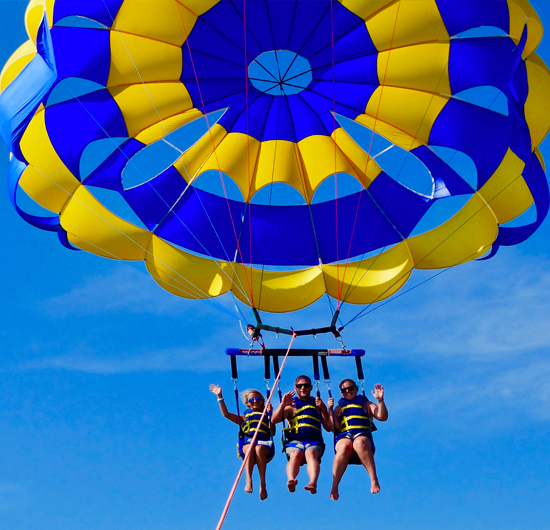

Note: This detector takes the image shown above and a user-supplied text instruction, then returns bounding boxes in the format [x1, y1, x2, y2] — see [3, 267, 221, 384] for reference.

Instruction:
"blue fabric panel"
[123, 166, 187, 231]
[85, 138, 143, 191]
[309, 79, 375, 119]
[50, 26, 110, 85]
[436, 0, 509, 37]
[507, 105, 531, 163]
[46, 89, 128, 180]
[412, 145, 473, 197]
[264, 1, 298, 50]
[230, 92, 273, 140]
[331, 20, 377, 66]
[428, 98, 510, 189]
[57, 230, 80, 251]
[7, 157, 61, 232]
[237, 202, 319, 266]
[449, 37, 517, 95]
[261, 97, 297, 142]
[53, 0, 124, 27]
[287, 1, 332, 54]
[156, 187, 244, 261]
[0, 16, 56, 157]
[287, 94, 331, 139]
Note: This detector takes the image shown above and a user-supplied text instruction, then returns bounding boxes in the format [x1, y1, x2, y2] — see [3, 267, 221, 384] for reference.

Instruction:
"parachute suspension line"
[336, 0, 402, 306]
[320, 355, 337, 437]
[175, 3, 256, 307]
[216, 332, 297, 530]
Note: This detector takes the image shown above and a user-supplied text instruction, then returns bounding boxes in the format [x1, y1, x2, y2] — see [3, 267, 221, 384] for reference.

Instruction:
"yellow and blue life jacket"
[283, 396, 323, 442]
[241, 408, 272, 442]
[337, 395, 377, 437]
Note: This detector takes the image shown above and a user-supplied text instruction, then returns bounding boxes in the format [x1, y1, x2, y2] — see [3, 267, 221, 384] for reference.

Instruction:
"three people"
[271, 375, 331, 494]
[209, 384, 275, 501]
[210, 376, 388, 499]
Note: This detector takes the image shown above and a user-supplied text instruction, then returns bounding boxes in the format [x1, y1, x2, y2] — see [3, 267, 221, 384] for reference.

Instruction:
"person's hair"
[241, 389, 265, 406]
[339, 379, 356, 391]
[294, 375, 312, 385]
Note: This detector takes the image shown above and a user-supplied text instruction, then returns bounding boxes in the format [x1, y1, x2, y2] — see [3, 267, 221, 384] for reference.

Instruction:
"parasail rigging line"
[215, 331, 297, 530]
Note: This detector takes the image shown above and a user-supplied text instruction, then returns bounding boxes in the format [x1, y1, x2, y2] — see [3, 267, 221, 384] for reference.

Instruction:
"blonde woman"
[210, 384, 275, 500]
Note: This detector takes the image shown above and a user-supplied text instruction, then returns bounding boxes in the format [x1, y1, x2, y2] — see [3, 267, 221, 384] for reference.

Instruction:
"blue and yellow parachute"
[1, 0, 549, 314]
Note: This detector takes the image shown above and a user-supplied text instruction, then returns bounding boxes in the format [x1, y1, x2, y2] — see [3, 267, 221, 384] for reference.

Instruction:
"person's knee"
[353, 437, 372, 454]
[336, 442, 354, 457]
[305, 449, 320, 462]
[290, 449, 304, 463]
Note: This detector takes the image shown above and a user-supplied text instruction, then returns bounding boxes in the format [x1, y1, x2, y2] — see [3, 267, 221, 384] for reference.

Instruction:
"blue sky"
[1, 1, 550, 529]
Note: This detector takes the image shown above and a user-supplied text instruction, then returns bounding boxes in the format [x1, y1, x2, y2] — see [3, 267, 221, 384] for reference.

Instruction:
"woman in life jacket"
[272, 375, 331, 495]
[327, 379, 388, 500]
[210, 384, 275, 501]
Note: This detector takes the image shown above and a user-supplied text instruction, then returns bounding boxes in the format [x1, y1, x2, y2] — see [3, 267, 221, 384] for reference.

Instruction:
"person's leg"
[255, 445, 269, 501]
[331, 438, 353, 500]
[353, 436, 380, 494]
[242, 443, 256, 494]
[286, 447, 303, 492]
[303, 446, 321, 494]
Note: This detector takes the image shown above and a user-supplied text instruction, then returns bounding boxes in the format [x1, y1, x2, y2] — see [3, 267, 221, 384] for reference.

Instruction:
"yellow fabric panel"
[355, 114, 422, 151]
[0, 40, 36, 92]
[377, 42, 451, 95]
[508, 0, 543, 58]
[338, 0, 394, 21]
[25, 0, 54, 42]
[535, 147, 545, 171]
[19, 108, 80, 212]
[135, 109, 204, 145]
[298, 135, 378, 197]
[407, 194, 498, 269]
[113, 0, 195, 46]
[192, 132, 260, 200]
[108, 32, 182, 87]
[145, 235, 233, 299]
[477, 149, 531, 224]
[253, 140, 306, 201]
[109, 82, 192, 138]
[231, 266, 326, 313]
[366, 86, 449, 145]
[174, 124, 227, 182]
[331, 127, 382, 187]
[61, 185, 150, 260]
[324, 242, 413, 304]
[524, 54, 550, 149]
[366, 1, 449, 52]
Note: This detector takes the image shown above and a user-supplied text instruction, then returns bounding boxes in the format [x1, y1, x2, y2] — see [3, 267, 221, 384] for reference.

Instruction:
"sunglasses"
[340, 385, 356, 393]
[248, 397, 263, 403]
[295, 383, 311, 389]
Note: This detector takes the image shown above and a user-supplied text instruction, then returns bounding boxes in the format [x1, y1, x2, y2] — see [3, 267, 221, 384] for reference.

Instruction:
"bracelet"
[218, 397, 224, 402]
[377, 398, 384, 403]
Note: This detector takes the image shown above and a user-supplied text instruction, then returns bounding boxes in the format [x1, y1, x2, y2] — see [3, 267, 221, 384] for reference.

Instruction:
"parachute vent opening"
[251, 183, 306, 206]
[84, 186, 148, 229]
[428, 146, 477, 190]
[81, 137, 128, 181]
[312, 173, 364, 204]
[54, 16, 109, 30]
[334, 113, 392, 158]
[248, 50, 312, 96]
[192, 170, 244, 203]
[453, 86, 509, 116]
[501, 203, 537, 228]
[121, 109, 226, 189]
[47, 78, 105, 107]
[15, 186, 57, 216]
[452, 27, 509, 39]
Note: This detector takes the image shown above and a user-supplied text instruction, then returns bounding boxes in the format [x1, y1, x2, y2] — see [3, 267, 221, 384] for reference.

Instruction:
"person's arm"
[271, 390, 295, 424]
[326, 398, 340, 432]
[267, 403, 276, 435]
[368, 383, 388, 422]
[315, 396, 331, 431]
[209, 384, 242, 425]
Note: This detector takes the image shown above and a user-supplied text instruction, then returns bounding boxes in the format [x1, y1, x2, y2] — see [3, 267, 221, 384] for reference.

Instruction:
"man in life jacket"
[327, 379, 388, 500]
[272, 375, 331, 494]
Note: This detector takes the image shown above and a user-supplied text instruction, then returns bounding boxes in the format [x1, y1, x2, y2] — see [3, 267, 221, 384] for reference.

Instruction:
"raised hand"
[281, 390, 295, 407]
[327, 397, 334, 409]
[209, 384, 223, 398]
[371, 383, 384, 402]
[315, 396, 326, 410]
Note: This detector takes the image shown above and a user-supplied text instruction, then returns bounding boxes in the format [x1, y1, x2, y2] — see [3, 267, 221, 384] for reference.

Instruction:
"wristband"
[218, 397, 224, 402]
[377, 398, 384, 403]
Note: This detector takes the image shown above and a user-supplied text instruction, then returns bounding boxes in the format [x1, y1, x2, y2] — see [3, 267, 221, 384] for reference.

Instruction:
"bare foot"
[287, 479, 298, 493]
[330, 487, 339, 500]
[371, 478, 380, 494]
[304, 484, 317, 494]
[245, 480, 253, 494]
[260, 485, 268, 501]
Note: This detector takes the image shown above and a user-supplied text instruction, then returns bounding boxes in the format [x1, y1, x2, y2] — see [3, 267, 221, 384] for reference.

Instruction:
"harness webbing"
[215, 332, 297, 530]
